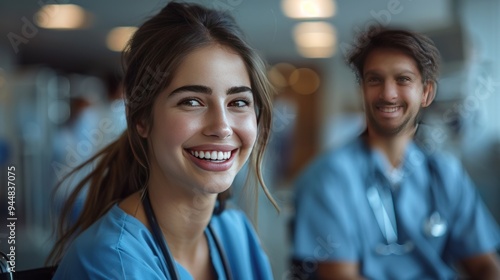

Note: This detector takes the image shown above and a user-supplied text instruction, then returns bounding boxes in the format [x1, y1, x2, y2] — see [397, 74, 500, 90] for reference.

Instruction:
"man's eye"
[397, 76, 411, 83]
[366, 77, 381, 84]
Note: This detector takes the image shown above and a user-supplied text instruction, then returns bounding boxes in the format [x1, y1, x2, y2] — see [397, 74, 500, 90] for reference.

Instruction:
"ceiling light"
[268, 63, 297, 88]
[293, 22, 336, 58]
[282, 0, 336, 19]
[35, 4, 89, 29]
[106, 27, 138, 52]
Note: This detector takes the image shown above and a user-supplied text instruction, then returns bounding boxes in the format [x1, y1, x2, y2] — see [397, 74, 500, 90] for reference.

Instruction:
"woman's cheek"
[240, 116, 258, 148]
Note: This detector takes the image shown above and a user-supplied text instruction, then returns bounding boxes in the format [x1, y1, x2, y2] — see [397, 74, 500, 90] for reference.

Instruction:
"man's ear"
[422, 81, 436, 108]
[136, 119, 149, 138]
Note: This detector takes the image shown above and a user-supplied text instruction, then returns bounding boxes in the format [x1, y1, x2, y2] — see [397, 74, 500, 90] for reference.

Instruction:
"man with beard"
[291, 26, 500, 279]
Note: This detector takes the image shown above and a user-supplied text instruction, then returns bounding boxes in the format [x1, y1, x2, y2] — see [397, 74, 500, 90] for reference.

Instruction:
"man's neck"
[366, 128, 415, 169]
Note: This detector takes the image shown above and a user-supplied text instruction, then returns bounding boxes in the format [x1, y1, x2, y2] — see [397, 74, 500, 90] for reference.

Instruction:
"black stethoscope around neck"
[365, 148, 448, 256]
[143, 192, 233, 280]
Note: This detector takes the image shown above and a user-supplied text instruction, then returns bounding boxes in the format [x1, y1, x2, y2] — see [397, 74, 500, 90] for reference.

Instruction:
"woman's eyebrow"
[169, 85, 252, 96]
[227, 86, 252, 95]
[168, 85, 211, 97]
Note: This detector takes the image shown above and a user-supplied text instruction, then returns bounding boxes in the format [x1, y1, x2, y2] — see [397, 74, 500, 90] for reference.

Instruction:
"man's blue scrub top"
[293, 137, 500, 279]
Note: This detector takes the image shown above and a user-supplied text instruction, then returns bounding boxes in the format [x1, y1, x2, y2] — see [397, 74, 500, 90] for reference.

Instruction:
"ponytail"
[47, 131, 147, 265]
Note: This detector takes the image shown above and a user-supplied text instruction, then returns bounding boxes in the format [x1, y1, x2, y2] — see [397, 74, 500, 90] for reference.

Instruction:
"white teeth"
[380, 107, 398, 113]
[190, 150, 232, 161]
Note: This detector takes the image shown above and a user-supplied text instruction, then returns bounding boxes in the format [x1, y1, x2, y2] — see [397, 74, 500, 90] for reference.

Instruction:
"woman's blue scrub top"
[53, 205, 273, 279]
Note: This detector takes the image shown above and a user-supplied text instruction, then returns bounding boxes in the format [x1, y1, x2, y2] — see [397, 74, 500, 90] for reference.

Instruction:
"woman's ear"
[136, 119, 149, 138]
[421, 81, 436, 108]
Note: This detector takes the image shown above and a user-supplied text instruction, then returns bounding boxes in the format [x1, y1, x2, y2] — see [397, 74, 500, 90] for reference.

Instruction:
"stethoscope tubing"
[365, 144, 447, 255]
[143, 191, 233, 280]
[143, 193, 181, 280]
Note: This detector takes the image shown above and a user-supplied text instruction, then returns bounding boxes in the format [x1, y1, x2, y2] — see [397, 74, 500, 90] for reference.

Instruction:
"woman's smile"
[186, 147, 238, 172]
[140, 44, 257, 194]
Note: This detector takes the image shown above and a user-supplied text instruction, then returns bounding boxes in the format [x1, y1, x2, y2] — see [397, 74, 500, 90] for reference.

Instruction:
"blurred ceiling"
[0, 0, 455, 75]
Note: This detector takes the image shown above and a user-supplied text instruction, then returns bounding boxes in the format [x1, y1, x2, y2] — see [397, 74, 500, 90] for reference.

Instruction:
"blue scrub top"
[293, 137, 500, 280]
[53, 205, 273, 279]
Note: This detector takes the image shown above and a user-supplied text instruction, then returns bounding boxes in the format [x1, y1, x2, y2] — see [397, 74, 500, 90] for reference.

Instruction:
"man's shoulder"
[293, 138, 365, 197]
[299, 138, 364, 176]
[416, 146, 463, 174]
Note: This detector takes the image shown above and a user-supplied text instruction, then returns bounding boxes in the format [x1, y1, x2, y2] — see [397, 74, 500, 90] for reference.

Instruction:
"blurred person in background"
[291, 26, 500, 279]
[51, 76, 108, 224]
[49, 75, 128, 223]
[48, 2, 277, 279]
[103, 73, 127, 139]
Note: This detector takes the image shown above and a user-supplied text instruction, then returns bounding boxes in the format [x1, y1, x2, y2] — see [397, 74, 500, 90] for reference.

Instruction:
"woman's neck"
[119, 180, 217, 265]
[147, 180, 217, 256]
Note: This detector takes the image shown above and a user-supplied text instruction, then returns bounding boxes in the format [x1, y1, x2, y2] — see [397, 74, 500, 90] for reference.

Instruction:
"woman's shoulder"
[211, 208, 251, 232]
[210, 208, 274, 279]
[210, 208, 261, 247]
[62, 205, 153, 259]
[79, 204, 149, 245]
[54, 204, 163, 279]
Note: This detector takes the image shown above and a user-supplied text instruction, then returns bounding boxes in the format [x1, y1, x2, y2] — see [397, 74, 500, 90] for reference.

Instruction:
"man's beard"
[366, 103, 420, 137]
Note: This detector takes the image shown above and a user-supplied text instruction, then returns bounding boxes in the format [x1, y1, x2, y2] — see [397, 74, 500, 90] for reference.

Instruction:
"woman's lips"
[185, 148, 237, 172]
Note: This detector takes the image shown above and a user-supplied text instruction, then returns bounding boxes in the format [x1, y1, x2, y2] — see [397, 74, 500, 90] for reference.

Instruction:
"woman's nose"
[202, 106, 232, 139]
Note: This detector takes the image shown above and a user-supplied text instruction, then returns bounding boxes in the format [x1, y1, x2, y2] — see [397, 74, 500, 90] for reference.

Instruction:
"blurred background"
[0, 0, 499, 279]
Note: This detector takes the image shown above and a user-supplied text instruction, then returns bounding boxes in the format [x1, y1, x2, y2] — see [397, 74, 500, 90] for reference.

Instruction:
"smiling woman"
[47, 2, 276, 279]
[137, 45, 258, 199]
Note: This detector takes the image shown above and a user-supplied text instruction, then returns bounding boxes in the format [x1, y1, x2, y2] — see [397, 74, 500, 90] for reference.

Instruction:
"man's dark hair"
[347, 25, 441, 85]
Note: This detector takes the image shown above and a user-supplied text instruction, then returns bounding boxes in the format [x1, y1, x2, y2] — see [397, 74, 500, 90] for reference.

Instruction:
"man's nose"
[380, 81, 398, 101]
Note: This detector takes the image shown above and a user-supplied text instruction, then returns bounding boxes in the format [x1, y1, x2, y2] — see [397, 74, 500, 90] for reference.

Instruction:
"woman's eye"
[179, 98, 202, 107]
[230, 99, 250, 108]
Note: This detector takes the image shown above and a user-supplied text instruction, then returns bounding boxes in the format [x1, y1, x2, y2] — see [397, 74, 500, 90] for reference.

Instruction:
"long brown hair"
[47, 1, 277, 265]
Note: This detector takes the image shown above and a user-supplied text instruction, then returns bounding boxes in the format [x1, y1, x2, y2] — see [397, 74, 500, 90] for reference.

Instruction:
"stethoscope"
[143, 192, 233, 280]
[366, 150, 448, 256]
[0, 251, 13, 280]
